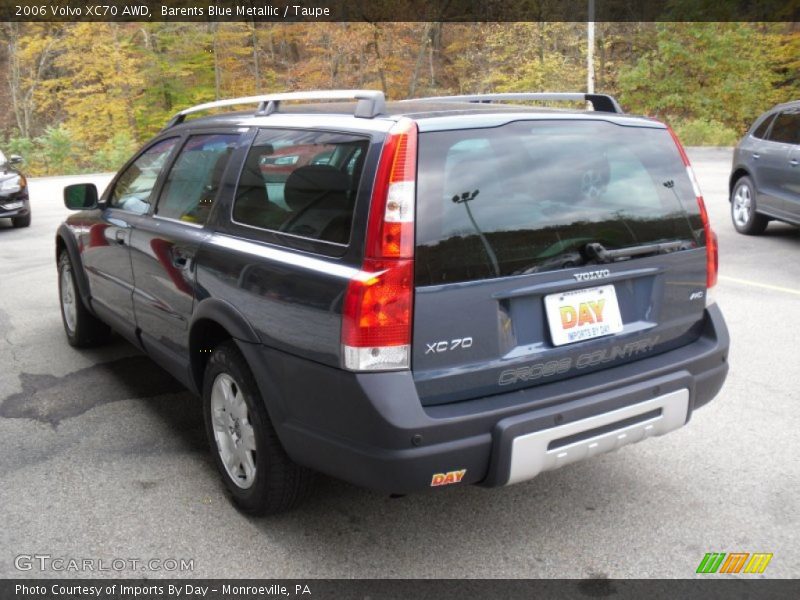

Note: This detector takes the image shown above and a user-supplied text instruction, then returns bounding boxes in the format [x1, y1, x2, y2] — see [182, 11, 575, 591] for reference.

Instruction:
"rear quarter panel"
[194, 235, 357, 366]
[194, 124, 387, 368]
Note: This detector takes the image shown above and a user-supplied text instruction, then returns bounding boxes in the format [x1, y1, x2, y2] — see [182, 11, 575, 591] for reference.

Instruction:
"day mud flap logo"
[431, 469, 466, 487]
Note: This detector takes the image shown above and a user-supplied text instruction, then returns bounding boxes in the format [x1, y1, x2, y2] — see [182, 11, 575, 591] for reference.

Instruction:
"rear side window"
[233, 129, 368, 244]
[752, 113, 776, 139]
[415, 121, 705, 286]
[157, 133, 239, 225]
[767, 111, 800, 144]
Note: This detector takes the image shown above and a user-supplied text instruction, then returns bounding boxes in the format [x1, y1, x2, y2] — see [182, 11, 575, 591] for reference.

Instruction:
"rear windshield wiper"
[584, 240, 693, 263]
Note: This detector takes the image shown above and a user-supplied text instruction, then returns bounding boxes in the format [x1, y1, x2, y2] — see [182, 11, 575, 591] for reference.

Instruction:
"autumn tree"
[1, 21, 797, 175]
[43, 23, 144, 166]
[0, 23, 60, 138]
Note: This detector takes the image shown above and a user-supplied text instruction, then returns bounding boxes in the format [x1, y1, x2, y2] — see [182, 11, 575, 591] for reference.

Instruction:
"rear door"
[412, 119, 709, 406]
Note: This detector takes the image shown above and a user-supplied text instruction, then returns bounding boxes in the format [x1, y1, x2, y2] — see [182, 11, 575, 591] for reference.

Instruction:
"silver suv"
[730, 100, 800, 234]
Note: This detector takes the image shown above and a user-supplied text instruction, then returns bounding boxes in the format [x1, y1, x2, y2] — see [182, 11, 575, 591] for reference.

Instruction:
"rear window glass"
[233, 129, 368, 245]
[415, 120, 705, 286]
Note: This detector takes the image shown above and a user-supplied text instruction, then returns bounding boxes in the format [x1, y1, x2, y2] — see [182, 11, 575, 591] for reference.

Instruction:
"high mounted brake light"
[667, 126, 718, 300]
[342, 119, 417, 371]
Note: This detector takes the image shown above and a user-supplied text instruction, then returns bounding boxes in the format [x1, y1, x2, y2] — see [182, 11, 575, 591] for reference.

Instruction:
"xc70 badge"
[425, 337, 473, 354]
[574, 269, 611, 282]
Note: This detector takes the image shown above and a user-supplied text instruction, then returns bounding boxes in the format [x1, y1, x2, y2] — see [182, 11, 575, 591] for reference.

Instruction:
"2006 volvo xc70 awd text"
[55, 91, 729, 514]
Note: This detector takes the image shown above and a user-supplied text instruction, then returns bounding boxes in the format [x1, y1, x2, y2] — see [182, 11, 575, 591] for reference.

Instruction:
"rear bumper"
[241, 304, 729, 494]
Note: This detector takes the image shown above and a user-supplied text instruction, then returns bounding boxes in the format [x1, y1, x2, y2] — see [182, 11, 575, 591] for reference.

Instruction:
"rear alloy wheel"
[202, 341, 313, 515]
[57, 252, 112, 347]
[210, 373, 258, 489]
[731, 176, 768, 235]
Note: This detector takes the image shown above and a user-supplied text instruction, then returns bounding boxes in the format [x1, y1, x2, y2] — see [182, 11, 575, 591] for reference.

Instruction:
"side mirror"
[8, 155, 23, 165]
[64, 183, 99, 210]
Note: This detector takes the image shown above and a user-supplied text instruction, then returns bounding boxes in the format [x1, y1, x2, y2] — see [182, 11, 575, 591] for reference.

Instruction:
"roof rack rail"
[405, 92, 623, 114]
[163, 89, 387, 128]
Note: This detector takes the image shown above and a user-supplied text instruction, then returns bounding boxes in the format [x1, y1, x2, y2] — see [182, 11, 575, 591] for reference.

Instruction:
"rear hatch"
[412, 118, 710, 406]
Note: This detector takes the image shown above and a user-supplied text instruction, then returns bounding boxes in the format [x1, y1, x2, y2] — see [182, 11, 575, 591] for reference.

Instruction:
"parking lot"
[0, 148, 798, 579]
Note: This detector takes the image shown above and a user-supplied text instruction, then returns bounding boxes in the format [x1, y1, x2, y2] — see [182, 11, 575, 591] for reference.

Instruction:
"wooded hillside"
[1, 22, 798, 174]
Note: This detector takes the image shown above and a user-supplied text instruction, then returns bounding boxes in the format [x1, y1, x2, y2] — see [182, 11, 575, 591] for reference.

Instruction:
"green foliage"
[0, 126, 77, 176]
[4, 135, 35, 164]
[35, 125, 77, 175]
[618, 23, 782, 131]
[671, 118, 740, 146]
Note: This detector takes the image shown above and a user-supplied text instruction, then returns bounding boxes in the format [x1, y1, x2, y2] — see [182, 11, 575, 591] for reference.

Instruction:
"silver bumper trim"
[507, 388, 690, 485]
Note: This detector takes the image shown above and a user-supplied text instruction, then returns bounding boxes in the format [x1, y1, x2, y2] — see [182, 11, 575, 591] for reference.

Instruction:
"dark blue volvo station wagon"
[56, 91, 729, 514]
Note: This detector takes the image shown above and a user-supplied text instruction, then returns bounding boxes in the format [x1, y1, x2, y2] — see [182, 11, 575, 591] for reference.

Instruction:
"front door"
[81, 137, 180, 334]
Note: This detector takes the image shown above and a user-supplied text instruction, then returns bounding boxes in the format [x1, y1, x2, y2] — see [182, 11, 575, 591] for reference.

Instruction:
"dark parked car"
[730, 100, 800, 234]
[0, 150, 30, 228]
[55, 91, 728, 514]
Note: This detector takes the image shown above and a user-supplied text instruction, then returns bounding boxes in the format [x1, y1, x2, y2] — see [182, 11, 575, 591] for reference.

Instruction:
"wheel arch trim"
[190, 298, 260, 344]
[729, 167, 751, 198]
[188, 298, 262, 394]
[55, 225, 93, 309]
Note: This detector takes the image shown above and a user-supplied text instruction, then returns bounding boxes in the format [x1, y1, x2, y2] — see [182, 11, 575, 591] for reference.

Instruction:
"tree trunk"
[408, 23, 432, 97]
[211, 23, 221, 100]
[251, 22, 261, 93]
[372, 25, 387, 94]
[4, 23, 26, 136]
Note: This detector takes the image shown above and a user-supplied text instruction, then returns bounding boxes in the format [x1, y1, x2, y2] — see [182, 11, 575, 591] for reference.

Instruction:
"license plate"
[544, 284, 624, 346]
[2, 201, 23, 210]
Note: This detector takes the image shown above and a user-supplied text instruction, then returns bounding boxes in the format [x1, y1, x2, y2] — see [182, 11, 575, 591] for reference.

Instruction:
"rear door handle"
[790, 158, 799, 167]
[752, 153, 760, 160]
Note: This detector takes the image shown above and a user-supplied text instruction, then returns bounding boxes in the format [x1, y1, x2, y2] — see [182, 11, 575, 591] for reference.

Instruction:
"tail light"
[667, 126, 718, 300]
[342, 119, 417, 371]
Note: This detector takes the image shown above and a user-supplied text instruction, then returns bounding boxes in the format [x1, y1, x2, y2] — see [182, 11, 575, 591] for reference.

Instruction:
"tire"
[731, 176, 768, 235]
[57, 252, 112, 347]
[11, 213, 31, 228]
[202, 341, 313, 515]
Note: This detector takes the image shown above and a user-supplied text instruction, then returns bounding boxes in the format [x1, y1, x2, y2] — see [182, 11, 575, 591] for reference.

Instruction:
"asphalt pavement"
[0, 150, 798, 578]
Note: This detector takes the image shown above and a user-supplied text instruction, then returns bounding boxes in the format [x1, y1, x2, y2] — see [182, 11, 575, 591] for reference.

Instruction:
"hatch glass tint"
[415, 120, 706, 286]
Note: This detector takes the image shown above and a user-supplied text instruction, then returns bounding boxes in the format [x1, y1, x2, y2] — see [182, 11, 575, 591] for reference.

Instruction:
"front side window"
[768, 111, 800, 145]
[110, 138, 179, 214]
[156, 134, 239, 225]
[233, 129, 368, 244]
